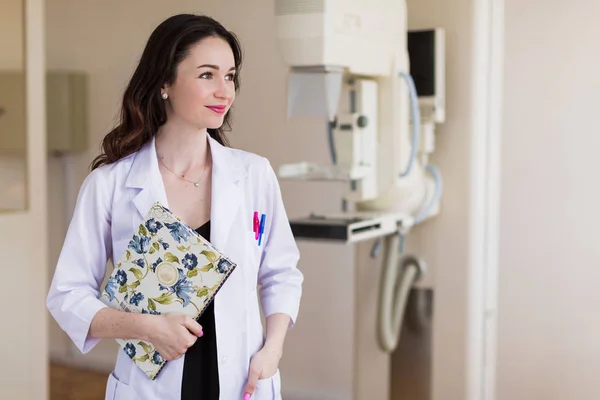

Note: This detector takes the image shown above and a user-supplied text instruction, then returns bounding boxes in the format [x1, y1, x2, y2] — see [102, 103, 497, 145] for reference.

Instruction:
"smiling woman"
[47, 12, 303, 400]
[86, 16, 246, 400]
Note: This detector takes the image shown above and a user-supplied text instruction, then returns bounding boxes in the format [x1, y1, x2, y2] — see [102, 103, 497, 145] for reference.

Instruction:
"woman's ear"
[160, 84, 169, 100]
[160, 81, 172, 96]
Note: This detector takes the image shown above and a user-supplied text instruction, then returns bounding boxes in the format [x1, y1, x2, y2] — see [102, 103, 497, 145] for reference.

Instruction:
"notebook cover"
[98, 202, 237, 380]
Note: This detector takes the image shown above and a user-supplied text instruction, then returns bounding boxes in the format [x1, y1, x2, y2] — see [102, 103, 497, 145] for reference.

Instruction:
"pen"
[258, 214, 266, 246]
[253, 211, 259, 240]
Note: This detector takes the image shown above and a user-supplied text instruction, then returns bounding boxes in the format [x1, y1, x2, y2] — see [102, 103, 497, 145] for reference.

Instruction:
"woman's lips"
[206, 105, 227, 114]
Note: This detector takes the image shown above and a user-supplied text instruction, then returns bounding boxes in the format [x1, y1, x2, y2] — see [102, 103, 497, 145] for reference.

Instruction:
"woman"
[46, 13, 303, 400]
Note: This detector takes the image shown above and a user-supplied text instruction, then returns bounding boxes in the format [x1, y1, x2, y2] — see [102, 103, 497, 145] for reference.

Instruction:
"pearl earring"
[161, 93, 168, 100]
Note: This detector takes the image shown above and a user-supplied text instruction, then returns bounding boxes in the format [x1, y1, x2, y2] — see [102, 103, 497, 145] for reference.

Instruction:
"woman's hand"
[242, 345, 282, 399]
[145, 313, 203, 361]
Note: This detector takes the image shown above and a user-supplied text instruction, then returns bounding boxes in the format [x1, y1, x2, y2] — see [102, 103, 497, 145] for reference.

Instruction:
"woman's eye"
[199, 71, 235, 81]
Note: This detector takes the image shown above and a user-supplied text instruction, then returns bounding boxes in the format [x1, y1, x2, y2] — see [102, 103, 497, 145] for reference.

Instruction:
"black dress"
[180, 220, 220, 399]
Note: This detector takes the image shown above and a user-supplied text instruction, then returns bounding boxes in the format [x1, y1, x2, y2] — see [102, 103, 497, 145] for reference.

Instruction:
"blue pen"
[258, 214, 266, 246]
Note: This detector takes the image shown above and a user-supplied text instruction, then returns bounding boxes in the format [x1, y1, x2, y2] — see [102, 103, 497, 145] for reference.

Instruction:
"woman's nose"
[214, 80, 233, 101]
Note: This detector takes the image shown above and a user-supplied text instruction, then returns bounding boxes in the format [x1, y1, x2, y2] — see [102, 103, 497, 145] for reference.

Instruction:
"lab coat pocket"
[105, 371, 130, 400]
[253, 369, 282, 399]
[245, 226, 262, 268]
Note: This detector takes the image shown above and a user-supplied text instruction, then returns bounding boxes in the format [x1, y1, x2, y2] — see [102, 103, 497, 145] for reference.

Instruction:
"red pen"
[253, 211, 259, 239]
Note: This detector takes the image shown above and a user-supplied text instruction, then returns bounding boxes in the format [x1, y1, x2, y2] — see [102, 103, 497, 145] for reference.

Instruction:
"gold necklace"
[159, 156, 208, 187]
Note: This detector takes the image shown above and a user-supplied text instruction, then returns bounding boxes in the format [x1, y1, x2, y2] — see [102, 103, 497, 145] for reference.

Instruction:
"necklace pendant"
[194, 182, 200, 187]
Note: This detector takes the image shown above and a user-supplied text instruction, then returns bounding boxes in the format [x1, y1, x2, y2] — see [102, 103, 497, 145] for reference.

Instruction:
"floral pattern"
[99, 202, 237, 380]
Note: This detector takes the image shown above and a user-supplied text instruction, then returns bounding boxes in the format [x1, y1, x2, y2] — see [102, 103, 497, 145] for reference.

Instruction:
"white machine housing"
[275, 0, 406, 77]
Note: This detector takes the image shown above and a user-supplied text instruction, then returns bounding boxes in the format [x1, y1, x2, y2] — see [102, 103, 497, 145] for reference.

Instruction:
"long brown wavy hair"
[91, 14, 243, 170]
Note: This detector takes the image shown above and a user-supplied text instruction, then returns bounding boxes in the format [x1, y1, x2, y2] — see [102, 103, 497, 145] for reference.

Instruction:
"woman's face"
[162, 36, 236, 130]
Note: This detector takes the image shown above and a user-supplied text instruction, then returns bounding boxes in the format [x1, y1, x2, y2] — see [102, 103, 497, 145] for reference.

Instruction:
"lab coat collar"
[126, 132, 246, 248]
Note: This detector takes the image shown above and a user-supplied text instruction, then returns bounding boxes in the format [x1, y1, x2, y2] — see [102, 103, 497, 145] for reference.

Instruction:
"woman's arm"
[46, 168, 115, 354]
[46, 168, 203, 360]
[263, 312, 292, 357]
[256, 158, 304, 327]
[89, 308, 204, 361]
[243, 158, 304, 398]
[88, 308, 153, 341]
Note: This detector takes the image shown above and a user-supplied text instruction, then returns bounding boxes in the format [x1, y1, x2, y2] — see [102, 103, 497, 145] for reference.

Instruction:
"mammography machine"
[274, 0, 445, 398]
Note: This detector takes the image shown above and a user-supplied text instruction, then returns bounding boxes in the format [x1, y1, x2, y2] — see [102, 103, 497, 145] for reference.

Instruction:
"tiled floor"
[50, 363, 107, 400]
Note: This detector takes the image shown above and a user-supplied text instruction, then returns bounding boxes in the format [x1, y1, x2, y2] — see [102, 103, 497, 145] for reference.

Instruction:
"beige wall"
[0, 0, 27, 211]
[0, 0, 48, 398]
[0, 0, 24, 69]
[497, 1, 600, 399]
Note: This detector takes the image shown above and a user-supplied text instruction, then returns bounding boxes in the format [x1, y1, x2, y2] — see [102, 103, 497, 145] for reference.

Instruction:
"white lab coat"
[46, 133, 303, 400]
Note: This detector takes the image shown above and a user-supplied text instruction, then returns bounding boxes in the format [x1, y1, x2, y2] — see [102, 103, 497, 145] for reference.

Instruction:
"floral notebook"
[99, 202, 237, 380]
